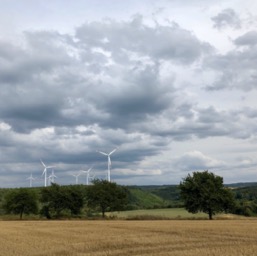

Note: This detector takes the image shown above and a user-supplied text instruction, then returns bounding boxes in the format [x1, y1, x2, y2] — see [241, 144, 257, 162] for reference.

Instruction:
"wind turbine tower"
[72, 172, 81, 185]
[97, 148, 118, 182]
[27, 173, 35, 188]
[48, 169, 57, 185]
[81, 167, 93, 185]
[40, 160, 55, 187]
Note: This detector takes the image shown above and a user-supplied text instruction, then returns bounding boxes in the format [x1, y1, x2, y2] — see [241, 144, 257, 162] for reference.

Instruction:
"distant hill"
[126, 183, 257, 209]
[225, 182, 257, 188]
[127, 187, 166, 210]
[126, 185, 183, 209]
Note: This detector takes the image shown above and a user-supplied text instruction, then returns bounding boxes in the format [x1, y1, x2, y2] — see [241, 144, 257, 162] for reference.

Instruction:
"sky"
[0, 0, 257, 187]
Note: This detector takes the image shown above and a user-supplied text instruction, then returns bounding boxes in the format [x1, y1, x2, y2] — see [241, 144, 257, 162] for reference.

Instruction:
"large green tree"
[40, 183, 85, 219]
[87, 179, 128, 218]
[179, 171, 235, 220]
[3, 188, 38, 219]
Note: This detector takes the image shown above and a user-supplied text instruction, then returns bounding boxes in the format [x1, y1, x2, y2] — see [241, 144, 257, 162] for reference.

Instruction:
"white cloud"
[173, 151, 225, 172]
[0, 122, 11, 131]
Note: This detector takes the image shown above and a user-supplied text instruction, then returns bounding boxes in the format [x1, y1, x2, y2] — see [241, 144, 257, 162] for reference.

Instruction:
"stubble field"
[0, 220, 257, 256]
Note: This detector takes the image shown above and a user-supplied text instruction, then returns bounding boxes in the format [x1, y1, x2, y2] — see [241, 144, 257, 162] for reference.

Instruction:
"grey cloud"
[0, 39, 91, 132]
[2, 104, 60, 133]
[243, 107, 257, 118]
[0, 17, 213, 136]
[54, 126, 96, 137]
[211, 8, 241, 30]
[0, 32, 81, 132]
[0, 78, 65, 133]
[75, 15, 212, 64]
[197, 107, 257, 140]
[234, 31, 257, 46]
[197, 106, 225, 123]
[0, 32, 73, 85]
[205, 41, 257, 91]
[0, 41, 26, 61]
[141, 104, 257, 141]
[94, 64, 174, 130]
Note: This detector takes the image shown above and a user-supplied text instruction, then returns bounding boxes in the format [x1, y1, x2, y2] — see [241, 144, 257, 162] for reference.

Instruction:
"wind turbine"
[27, 173, 35, 188]
[72, 172, 81, 185]
[97, 148, 118, 182]
[40, 160, 55, 187]
[48, 169, 57, 185]
[81, 167, 93, 185]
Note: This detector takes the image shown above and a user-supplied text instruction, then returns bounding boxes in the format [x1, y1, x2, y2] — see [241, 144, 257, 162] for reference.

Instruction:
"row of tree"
[2, 180, 129, 219]
[1, 171, 254, 220]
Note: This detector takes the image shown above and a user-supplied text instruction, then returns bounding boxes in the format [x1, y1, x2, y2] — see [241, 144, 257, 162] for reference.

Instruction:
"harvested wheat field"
[0, 220, 257, 256]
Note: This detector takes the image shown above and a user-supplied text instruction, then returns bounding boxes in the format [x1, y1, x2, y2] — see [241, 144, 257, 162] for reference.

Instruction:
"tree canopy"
[3, 188, 38, 219]
[87, 179, 129, 218]
[179, 170, 235, 220]
[40, 183, 85, 219]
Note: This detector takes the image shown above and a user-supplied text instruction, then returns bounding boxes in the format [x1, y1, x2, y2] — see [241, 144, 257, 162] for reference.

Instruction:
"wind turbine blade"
[42, 168, 46, 175]
[98, 151, 108, 156]
[109, 148, 117, 155]
[40, 159, 46, 167]
[47, 165, 55, 169]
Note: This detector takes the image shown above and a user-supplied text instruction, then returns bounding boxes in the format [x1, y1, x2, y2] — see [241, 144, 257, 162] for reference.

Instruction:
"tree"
[3, 188, 38, 219]
[65, 186, 85, 215]
[40, 183, 85, 219]
[179, 170, 235, 220]
[86, 179, 128, 218]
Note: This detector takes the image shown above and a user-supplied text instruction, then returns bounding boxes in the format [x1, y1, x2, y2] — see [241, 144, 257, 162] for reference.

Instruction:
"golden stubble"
[0, 220, 256, 256]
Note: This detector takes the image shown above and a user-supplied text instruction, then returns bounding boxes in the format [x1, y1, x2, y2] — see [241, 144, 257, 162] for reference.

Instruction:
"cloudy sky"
[1, 0, 257, 187]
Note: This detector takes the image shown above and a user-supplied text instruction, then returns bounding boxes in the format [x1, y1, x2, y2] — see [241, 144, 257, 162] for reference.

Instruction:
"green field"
[108, 208, 210, 219]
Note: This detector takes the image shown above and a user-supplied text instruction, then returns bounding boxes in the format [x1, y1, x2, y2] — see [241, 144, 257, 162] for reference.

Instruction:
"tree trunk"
[20, 209, 23, 220]
[102, 209, 105, 218]
[208, 209, 213, 220]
